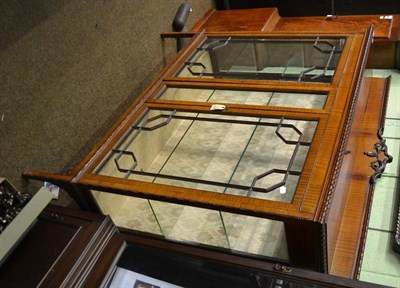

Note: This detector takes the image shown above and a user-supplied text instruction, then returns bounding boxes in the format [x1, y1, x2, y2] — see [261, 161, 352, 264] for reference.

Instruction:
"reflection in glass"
[175, 37, 344, 83]
[91, 191, 288, 260]
[95, 110, 317, 203]
[158, 87, 327, 109]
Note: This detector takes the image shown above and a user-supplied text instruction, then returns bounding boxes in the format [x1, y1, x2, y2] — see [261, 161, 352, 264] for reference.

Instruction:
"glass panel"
[90, 190, 162, 235]
[150, 201, 230, 248]
[158, 87, 327, 109]
[95, 110, 317, 203]
[221, 212, 288, 260]
[91, 189, 288, 260]
[175, 37, 345, 83]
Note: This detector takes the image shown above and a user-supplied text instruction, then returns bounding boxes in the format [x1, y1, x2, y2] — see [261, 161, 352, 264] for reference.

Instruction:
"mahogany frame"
[24, 28, 383, 277]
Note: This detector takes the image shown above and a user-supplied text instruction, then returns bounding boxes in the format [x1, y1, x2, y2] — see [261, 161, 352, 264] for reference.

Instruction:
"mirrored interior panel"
[95, 110, 317, 203]
[91, 191, 288, 260]
[158, 87, 327, 109]
[175, 36, 345, 83]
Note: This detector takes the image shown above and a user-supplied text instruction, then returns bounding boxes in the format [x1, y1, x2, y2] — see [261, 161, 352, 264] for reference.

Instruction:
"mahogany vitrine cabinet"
[25, 26, 392, 278]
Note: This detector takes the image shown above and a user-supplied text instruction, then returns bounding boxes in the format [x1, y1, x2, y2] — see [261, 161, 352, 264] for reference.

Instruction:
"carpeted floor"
[0, 0, 215, 207]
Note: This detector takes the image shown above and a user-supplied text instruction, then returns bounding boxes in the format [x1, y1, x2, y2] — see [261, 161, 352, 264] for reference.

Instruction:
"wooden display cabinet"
[24, 9, 394, 278]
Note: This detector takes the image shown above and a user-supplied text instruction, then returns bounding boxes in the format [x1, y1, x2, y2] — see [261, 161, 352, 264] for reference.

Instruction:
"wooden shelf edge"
[329, 77, 391, 278]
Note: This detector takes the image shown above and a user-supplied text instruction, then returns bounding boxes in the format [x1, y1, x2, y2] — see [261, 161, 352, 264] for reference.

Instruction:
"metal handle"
[363, 128, 393, 184]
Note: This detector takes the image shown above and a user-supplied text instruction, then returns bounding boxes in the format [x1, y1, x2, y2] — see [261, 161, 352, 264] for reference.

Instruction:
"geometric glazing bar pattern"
[248, 117, 309, 196]
[186, 37, 231, 77]
[111, 110, 177, 178]
[295, 37, 344, 82]
[183, 36, 342, 83]
[98, 112, 315, 196]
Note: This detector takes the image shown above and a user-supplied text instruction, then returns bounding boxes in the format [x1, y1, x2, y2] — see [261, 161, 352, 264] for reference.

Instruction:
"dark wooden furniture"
[24, 8, 394, 279]
[0, 205, 387, 287]
[0, 205, 117, 287]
